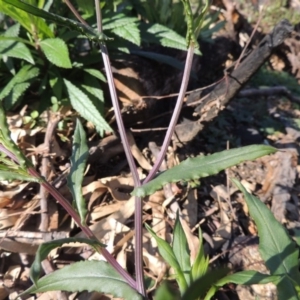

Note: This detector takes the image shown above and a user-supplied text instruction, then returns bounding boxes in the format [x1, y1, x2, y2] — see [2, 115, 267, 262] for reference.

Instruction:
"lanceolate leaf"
[233, 179, 300, 300]
[40, 38, 72, 68]
[0, 170, 40, 182]
[23, 261, 142, 300]
[30, 238, 106, 285]
[132, 145, 276, 197]
[64, 79, 112, 135]
[204, 271, 281, 300]
[191, 227, 209, 280]
[182, 268, 229, 300]
[173, 212, 191, 286]
[145, 223, 187, 294]
[67, 119, 89, 223]
[0, 103, 29, 168]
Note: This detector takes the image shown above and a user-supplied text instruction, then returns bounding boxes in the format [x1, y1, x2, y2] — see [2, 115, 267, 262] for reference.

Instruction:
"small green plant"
[0, 0, 298, 299]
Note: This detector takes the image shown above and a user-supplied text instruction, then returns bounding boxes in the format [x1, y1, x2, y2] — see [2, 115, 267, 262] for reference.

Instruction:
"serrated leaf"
[83, 68, 106, 82]
[0, 103, 29, 168]
[22, 261, 142, 300]
[64, 79, 112, 135]
[233, 179, 300, 300]
[0, 170, 40, 182]
[0, 65, 39, 109]
[40, 38, 72, 68]
[103, 15, 138, 30]
[173, 212, 191, 286]
[67, 119, 89, 223]
[147, 23, 187, 51]
[133, 145, 277, 197]
[81, 74, 104, 113]
[0, 38, 34, 64]
[145, 223, 187, 294]
[204, 270, 281, 300]
[0, 65, 39, 99]
[191, 227, 209, 280]
[111, 24, 140, 45]
[30, 237, 105, 285]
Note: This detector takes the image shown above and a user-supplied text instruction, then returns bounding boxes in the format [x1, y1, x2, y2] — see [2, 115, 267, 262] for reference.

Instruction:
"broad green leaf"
[30, 237, 105, 285]
[182, 268, 229, 300]
[133, 145, 277, 197]
[103, 15, 139, 30]
[111, 25, 140, 45]
[233, 179, 300, 300]
[173, 212, 191, 286]
[145, 223, 187, 294]
[204, 271, 281, 300]
[154, 281, 180, 300]
[0, 0, 54, 38]
[0, 38, 34, 64]
[83, 68, 106, 82]
[147, 24, 189, 51]
[40, 38, 72, 68]
[191, 227, 209, 280]
[67, 119, 89, 224]
[23, 261, 142, 300]
[64, 79, 112, 135]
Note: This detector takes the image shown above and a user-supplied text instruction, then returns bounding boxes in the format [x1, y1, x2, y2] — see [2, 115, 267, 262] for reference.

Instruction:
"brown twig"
[39, 111, 61, 232]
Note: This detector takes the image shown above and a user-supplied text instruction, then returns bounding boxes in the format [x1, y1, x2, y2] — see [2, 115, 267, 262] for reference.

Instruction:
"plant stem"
[144, 45, 195, 184]
[27, 166, 137, 289]
[94, 1, 145, 296]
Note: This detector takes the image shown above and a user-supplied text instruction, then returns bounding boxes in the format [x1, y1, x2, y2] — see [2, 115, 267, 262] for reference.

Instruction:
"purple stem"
[94, 0, 145, 295]
[0, 143, 136, 289]
[143, 45, 195, 184]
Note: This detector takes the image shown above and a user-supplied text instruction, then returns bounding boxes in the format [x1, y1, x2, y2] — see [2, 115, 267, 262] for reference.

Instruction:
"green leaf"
[191, 227, 209, 280]
[233, 179, 300, 300]
[154, 281, 180, 300]
[3, 0, 109, 42]
[64, 79, 112, 135]
[30, 237, 105, 285]
[173, 212, 191, 285]
[0, 0, 54, 38]
[0, 65, 39, 109]
[182, 268, 229, 300]
[81, 74, 105, 114]
[204, 271, 281, 300]
[40, 38, 72, 68]
[0, 38, 34, 64]
[23, 261, 142, 299]
[111, 25, 140, 45]
[145, 223, 187, 294]
[147, 24, 188, 51]
[83, 68, 106, 82]
[67, 119, 89, 224]
[133, 145, 277, 197]
[0, 103, 29, 168]
[0, 170, 40, 182]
